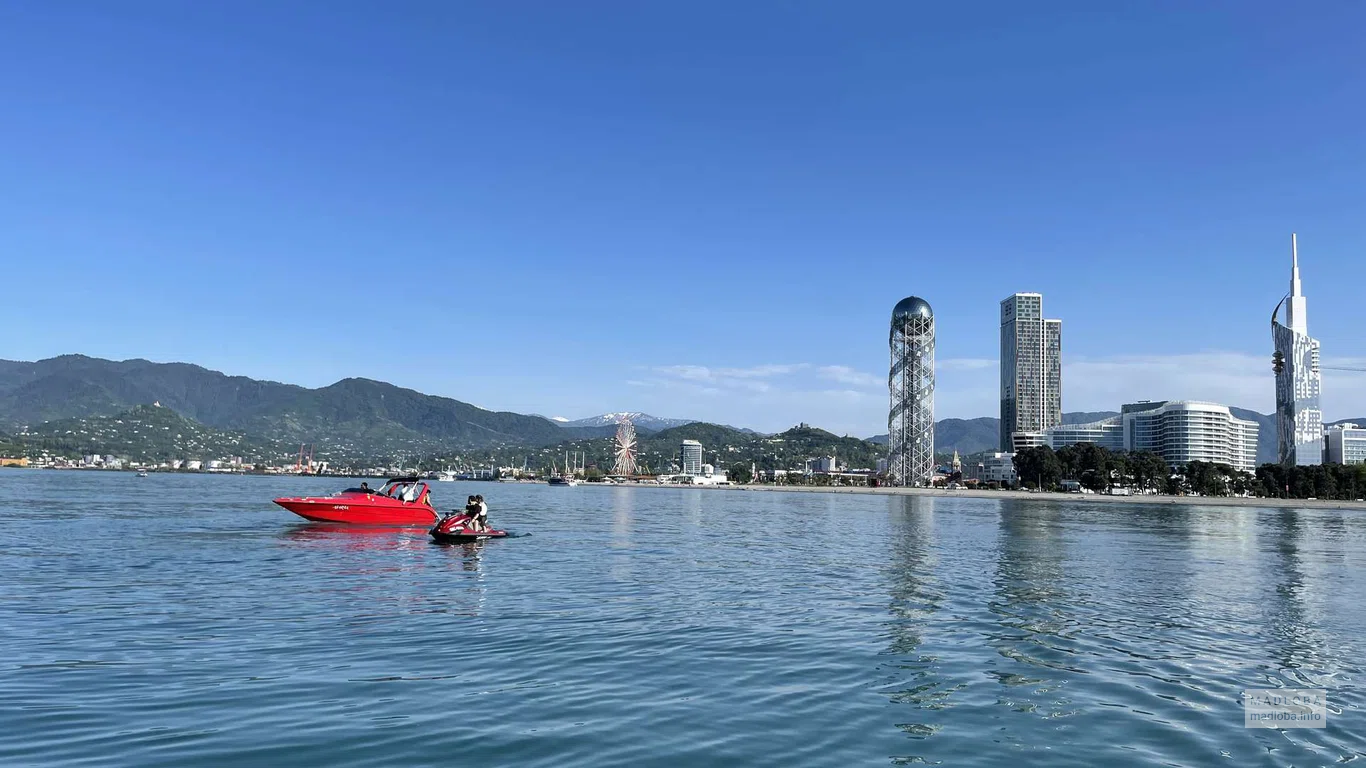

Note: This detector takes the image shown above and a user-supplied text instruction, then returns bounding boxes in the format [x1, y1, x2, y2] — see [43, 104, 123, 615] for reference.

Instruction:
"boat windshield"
[377, 480, 426, 502]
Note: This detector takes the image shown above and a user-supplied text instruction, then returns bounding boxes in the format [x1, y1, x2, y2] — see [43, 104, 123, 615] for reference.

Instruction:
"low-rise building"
[807, 456, 838, 473]
[1011, 432, 1048, 452]
[1045, 418, 1125, 451]
[980, 453, 1017, 485]
[1325, 423, 1366, 465]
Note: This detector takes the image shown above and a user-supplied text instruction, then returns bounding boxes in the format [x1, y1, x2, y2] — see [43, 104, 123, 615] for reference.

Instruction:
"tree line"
[1012, 444, 1366, 500]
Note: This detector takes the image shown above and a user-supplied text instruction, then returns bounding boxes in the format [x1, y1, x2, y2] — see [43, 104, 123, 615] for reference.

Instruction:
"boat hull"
[273, 497, 439, 525]
[431, 529, 508, 543]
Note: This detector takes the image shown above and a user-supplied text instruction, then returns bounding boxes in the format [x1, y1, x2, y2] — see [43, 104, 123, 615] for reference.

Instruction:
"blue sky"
[2, 1, 1364, 435]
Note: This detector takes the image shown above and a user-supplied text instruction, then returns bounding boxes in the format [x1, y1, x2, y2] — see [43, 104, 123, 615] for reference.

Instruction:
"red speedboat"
[273, 477, 440, 525]
[430, 512, 508, 543]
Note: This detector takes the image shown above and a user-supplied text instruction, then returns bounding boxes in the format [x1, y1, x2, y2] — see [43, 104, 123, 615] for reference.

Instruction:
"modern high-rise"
[1121, 401, 1259, 472]
[680, 440, 703, 475]
[887, 295, 935, 486]
[1000, 293, 1062, 451]
[1272, 234, 1324, 466]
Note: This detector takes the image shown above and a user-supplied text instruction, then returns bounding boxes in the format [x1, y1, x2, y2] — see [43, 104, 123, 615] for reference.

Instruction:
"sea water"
[1, 470, 1363, 766]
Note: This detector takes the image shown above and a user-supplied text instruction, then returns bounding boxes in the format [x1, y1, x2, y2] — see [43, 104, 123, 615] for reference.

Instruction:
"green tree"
[1055, 444, 1080, 481]
[728, 462, 753, 484]
[1130, 451, 1169, 493]
[1014, 446, 1062, 490]
[1108, 451, 1130, 490]
[1074, 442, 1110, 491]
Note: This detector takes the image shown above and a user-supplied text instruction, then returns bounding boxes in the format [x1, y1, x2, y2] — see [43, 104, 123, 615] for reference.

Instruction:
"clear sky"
[2, 1, 1363, 435]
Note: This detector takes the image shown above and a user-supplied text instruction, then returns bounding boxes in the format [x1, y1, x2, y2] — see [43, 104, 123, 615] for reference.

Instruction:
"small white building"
[981, 453, 1018, 485]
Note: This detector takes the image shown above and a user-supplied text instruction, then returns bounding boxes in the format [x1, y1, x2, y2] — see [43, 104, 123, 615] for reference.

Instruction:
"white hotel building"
[1120, 401, 1259, 472]
[1022, 400, 1259, 473]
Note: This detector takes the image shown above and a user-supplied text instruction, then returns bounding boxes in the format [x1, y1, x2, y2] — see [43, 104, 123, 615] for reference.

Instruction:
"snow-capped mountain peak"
[557, 412, 696, 431]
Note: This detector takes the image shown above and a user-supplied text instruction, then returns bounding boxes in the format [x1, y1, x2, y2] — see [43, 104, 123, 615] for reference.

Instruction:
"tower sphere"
[892, 296, 933, 320]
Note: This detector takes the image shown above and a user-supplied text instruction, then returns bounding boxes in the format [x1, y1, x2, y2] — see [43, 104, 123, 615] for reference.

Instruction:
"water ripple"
[1, 473, 1365, 765]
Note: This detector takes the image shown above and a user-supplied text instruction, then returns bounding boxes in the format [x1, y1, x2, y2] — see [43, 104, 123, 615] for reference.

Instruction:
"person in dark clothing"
[464, 495, 481, 531]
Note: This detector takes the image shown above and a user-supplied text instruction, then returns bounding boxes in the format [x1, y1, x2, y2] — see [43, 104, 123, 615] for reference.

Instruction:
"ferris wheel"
[612, 417, 638, 476]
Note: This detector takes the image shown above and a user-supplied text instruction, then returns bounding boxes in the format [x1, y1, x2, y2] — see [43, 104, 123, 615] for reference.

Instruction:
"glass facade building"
[1044, 418, 1125, 452]
[1272, 234, 1323, 466]
[1325, 424, 1366, 465]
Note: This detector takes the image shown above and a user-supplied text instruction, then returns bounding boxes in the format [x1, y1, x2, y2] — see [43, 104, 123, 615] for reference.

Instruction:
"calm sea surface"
[1, 470, 1364, 766]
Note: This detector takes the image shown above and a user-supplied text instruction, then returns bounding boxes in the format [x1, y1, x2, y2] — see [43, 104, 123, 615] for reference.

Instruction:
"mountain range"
[0, 354, 1339, 467]
[554, 412, 698, 432]
[0, 355, 603, 459]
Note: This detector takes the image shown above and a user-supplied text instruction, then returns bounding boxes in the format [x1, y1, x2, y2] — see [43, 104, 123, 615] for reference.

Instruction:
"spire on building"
[1291, 233, 1302, 296]
[1287, 232, 1308, 333]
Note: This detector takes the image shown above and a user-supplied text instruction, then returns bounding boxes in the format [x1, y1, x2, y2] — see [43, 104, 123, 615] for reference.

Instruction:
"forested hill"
[0, 355, 594, 452]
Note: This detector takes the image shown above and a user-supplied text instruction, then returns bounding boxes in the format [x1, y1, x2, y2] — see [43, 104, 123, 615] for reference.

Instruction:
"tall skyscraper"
[1272, 234, 1323, 466]
[887, 295, 935, 486]
[680, 439, 704, 475]
[999, 293, 1062, 451]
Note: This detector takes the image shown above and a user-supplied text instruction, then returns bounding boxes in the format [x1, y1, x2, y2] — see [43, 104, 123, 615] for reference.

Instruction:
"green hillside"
[17, 404, 292, 463]
[0, 356, 572, 453]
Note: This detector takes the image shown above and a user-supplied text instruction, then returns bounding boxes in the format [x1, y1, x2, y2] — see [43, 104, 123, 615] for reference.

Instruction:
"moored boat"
[273, 477, 439, 525]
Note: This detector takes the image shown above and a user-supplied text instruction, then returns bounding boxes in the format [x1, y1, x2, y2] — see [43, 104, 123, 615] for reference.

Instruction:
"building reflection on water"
[1261, 509, 1328, 686]
[988, 503, 1079, 677]
[880, 495, 952, 741]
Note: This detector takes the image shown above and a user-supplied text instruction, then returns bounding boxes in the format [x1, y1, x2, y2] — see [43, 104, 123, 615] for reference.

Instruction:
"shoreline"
[598, 481, 1366, 511]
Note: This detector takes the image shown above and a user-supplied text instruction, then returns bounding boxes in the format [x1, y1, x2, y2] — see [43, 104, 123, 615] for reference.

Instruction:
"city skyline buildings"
[1273, 234, 1324, 466]
[887, 296, 936, 486]
[999, 293, 1063, 452]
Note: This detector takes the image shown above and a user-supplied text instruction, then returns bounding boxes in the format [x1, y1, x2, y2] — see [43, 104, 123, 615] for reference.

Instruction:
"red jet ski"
[273, 477, 440, 525]
[430, 512, 508, 543]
